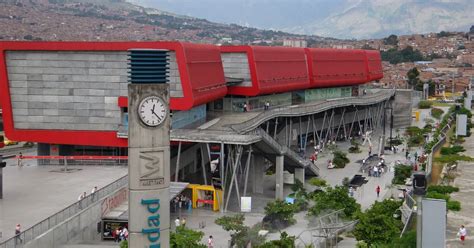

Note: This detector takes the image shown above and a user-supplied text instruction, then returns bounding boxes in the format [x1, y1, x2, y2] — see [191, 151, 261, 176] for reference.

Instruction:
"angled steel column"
[174, 141, 182, 182]
[335, 108, 346, 140]
[305, 116, 311, 150]
[225, 145, 243, 211]
[299, 116, 303, 151]
[200, 143, 208, 185]
[311, 115, 320, 144]
[274, 118, 279, 139]
[266, 121, 270, 133]
[243, 147, 252, 196]
[320, 112, 327, 146]
[349, 108, 358, 138]
[220, 142, 225, 212]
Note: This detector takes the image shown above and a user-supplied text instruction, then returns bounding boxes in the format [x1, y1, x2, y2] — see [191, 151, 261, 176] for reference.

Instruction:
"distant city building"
[283, 39, 307, 48]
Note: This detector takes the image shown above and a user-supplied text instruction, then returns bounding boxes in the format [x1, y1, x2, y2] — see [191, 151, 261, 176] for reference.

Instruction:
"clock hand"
[153, 112, 162, 121]
[151, 104, 156, 113]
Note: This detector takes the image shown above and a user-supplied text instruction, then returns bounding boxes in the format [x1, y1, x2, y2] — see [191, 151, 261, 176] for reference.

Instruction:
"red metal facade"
[0, 41, 383, 147]
[365, 50, 384, 81]
[221, 46, 310, 96]
[305, 48, 369, 88]
[0, 41, 226, 146]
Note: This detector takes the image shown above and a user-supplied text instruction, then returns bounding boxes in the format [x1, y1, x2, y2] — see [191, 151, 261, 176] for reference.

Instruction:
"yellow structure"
[187, 184, 223, 212]
[413, 111, 420, 121]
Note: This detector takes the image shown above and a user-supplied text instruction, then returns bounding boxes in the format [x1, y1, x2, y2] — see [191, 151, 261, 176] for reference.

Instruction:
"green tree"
[215, 214, 265, 247]
[308, 186, 361, 219]
[170, 226, 206, 248]
[383, 34, 398, 46]
[353, 200, 403, 246]
[256, 232, 296, 248]
[407, 67, 420, 88]
[263, 200, 297, 230]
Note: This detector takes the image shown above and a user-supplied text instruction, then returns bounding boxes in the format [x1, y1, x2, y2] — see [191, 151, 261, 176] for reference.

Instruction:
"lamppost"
[383, 106, 394, 151]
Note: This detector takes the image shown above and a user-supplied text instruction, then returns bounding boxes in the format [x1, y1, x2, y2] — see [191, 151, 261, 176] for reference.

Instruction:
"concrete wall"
[24, 192, 113, 248]
[393, 90, 413, 128]
[221, 53, 252, 87]
[6, 51, 182, 131]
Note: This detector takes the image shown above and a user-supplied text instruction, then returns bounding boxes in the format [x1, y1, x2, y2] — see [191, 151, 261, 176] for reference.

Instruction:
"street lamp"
[383, 106, 394, 151]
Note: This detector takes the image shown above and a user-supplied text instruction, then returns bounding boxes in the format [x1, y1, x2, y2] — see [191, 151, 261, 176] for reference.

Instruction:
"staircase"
[256, 128, 319, 176]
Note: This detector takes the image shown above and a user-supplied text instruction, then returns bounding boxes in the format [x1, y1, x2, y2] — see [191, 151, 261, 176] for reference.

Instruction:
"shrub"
[263, 200, 297, 230]
[333, 150, 350, 168]
[392, 165, 412, 185]
[431, 108, 444, 119]
[349, 140, 362, 153]
[427, 185, 459, 194]
[120, 240, 128, 248]
[308, 178, 327, 187]
[418, 100, 433, 109]
[171, 227, 206, 248]
[447, 200, 461, 211]
[440, 145, 465, 155]
[426, 191, 450, 201]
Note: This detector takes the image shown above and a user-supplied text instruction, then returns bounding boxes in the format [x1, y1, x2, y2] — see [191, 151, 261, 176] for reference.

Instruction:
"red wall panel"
[305, 48, 369, 88]
[221, 46, 310, 96]
[365, 50, 384, 81]
[0, 41, 226, 146]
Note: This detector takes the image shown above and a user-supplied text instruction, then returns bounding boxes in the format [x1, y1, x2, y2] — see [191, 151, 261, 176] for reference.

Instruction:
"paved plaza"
[0, 159, 127, 242]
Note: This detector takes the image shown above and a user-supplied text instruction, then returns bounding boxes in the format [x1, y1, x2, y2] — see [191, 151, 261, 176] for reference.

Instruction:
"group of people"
[242, 101, 271, 112]
[112, 226, 129, 242]
[172, 194, 192, 212]
[77, 186, 98, 201]
[367, 157, 386, 177]
[310, 144, 321, 165]
[174, 217, 187, 228]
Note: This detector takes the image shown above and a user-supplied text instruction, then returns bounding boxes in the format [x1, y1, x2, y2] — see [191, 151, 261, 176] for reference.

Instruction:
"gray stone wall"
[6, 51, 182, 131]
[221, 53, 252, 87]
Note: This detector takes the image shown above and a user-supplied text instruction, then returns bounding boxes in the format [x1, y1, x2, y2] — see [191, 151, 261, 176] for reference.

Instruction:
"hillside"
[287, 0, 474, 39]
[0, 0, 324, 44]
[129, 0, 474, 39]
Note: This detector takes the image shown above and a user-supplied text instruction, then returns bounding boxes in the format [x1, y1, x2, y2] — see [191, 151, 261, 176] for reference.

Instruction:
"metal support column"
[220, 142, 225, 212]
[174, 141, 182, 182]
[200, 144, 208, 185]
[243, 147, 252, 196]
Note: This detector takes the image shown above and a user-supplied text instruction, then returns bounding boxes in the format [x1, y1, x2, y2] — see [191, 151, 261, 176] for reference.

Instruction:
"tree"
[383, 34, 398, 46]
[215, 214, 265, 247]
[406, 67, 420, 88]
[308, 186, 361, 219]
[256, 232, 296, 248]
[353, 199, 403, 246]
[470, 25, 474, 33]
[263, 199, 297, 230]
[361, 44, 375, 50]
[170, 227, 206, 248]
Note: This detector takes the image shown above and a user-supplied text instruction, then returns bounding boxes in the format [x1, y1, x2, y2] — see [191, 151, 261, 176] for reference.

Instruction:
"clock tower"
[128, 49, 171, 247]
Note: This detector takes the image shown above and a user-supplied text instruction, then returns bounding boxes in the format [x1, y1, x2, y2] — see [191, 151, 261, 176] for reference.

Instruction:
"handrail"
[0, 175, 128, 247]
[231, 90, 396, 134]
[256, 128, 319, 175]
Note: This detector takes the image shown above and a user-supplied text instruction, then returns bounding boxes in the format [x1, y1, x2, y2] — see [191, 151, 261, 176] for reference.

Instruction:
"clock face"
[138, 96, 167, 127]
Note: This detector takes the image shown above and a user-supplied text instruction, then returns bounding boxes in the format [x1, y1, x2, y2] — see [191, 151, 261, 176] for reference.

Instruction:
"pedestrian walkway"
[0, 165, 127, 242]
[446, 127, 474, 248]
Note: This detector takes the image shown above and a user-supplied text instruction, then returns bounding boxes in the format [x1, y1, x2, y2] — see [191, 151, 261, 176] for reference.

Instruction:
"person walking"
[208, 235, 214, 248]
[17, 152, 23, 167]
[78, 192, 86, 209]
[264, 101, 270, 110]
[376, 185, 381, 198]
[181, 217, 186, 228]
[91, 186, 98, 201]
[15, 224, 22, 244]
[458, 225, 467, 245]
[175, 217, 181, 229]
[243, 103, 247, 112]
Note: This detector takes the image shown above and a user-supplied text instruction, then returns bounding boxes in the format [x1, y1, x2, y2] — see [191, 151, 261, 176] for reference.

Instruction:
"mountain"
[0, 0, 324, 44]
[128, 0, 474, 39]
